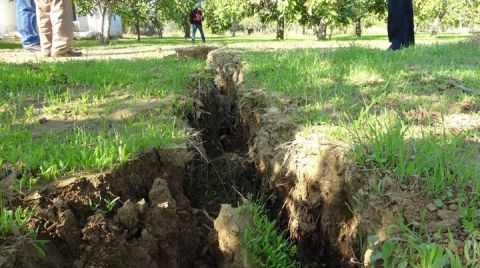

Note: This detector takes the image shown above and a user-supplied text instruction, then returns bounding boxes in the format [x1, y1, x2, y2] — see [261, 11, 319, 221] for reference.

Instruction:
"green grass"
[349, 115, 478, 194]
[243, 202, 299, 268]
[0, 196, 46, 256]
[240, 40, 479, 266]
[1, 33, 479, 266]
[0, 57, 204, 186]
[0, 205, 33, 239]
[241, 41, 479, 125]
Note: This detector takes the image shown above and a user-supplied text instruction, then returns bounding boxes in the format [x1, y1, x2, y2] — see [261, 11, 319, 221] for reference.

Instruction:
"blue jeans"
[15, 0, 40, 48]
[192, 24, 206, 43]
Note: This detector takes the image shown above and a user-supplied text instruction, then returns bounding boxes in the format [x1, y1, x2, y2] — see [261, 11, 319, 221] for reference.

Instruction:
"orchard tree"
[158, 0, 197, 38]
[250, 0, 298, 40]
[115, 0, 151, 41]
[204, 0, 249, 36]
[150, 2, 167, 37]
[415, 0, 480, 35]
[297, 0, 351, 40]
[75, 0, 121, 44]
[344, 0, 385, 37]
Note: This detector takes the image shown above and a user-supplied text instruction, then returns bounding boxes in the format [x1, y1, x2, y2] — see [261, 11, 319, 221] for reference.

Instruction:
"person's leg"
[50, 0, 73, 56]
[36, 0, 53, 56]
[389, 39, 401, 50]
[192, 24, 198, 43]
[198, 25, 206, 43]
[16, 0, 40, 48]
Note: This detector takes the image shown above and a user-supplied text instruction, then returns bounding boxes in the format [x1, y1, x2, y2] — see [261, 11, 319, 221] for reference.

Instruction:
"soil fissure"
[1, 48, 360, 268]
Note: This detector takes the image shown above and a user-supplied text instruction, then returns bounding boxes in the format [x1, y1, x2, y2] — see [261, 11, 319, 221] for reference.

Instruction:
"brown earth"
[1, 148, 220, 268]
[203, 50, 473, 267]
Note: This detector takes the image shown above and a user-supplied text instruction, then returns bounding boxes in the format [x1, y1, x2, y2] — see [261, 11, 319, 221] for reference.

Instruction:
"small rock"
[148, 178, 176, 208]
[437, 209, 459, 221]
[52, 197, 68, 209]
[426, 203, 438, 212]
[116, 200, 139, 230]
[448, 204, 458, 211]
[445, 199, 457, 205]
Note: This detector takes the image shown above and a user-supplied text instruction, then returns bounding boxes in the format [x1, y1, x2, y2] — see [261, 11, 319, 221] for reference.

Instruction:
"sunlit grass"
[241, 40, 480, 266]
[0, 57, 204, 185]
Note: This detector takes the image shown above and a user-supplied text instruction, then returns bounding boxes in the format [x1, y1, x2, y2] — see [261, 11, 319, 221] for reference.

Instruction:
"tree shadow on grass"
[241, 41, 480, 127]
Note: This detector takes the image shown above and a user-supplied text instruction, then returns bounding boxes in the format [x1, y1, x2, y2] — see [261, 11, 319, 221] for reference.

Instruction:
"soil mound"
[1, 148, 215, 268]
[175, 46, 219, 59]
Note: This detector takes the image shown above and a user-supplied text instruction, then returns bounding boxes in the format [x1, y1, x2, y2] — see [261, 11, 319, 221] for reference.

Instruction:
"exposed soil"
[1, 47, 472, 268]
[1, 48, 362, 268]
[1, 148, 220, 268]
[0, 47, 259, 268]
[182, 50, 260, 216]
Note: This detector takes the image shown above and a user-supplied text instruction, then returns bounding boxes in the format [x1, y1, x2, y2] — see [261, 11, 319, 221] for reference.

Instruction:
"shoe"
[24, 45, 41, 52]
[54, 49, 82, 57]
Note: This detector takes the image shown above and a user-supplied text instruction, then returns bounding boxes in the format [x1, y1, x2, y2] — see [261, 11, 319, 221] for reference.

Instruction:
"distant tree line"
[73, 0, 480, 44]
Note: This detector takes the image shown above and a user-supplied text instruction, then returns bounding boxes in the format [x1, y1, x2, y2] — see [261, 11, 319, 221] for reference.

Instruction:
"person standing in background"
[15, 0, 41, 51]
[387, 0, 415, 50]
[190, 4, 206, 44]
[36, 0, 82, 57]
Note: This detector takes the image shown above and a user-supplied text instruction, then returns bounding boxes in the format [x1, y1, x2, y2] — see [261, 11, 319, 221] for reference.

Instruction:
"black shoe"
[54, 49, 82, 57]
[24, 45, 41, 52]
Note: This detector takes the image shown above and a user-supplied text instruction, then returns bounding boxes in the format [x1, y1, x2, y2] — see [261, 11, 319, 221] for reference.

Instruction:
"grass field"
[1, 33, 479, 266]
[240, 40, 480, 266]
[0, 57, 204, 187]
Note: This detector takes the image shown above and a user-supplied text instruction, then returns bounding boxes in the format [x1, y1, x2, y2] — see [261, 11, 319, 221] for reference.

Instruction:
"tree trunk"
[184, 23, 191, 38]
[99, 6, 112, 44]
[314, 18, 327, 40]
[231, 19, 238, 37]
[158, 23, 164, 38]
[104, 8, 112, 43]
[99, 7, 106, 44]
[276, 16, 285, 40]
[302, 26, 306, 35]
[355, 17, 362, 37]
[430, 10, 446, 36]
[135, 19, 141, 41]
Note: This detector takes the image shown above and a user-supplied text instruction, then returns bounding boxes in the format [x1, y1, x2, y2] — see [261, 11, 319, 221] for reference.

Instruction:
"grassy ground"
[1, 33, 479, 265]
[0, 32, 472, 50]
[240, 39, 480, 265]
[0, 57, 204, 188]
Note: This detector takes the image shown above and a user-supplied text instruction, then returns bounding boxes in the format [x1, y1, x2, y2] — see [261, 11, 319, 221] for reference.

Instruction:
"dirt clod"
[214, 204, 253, 268]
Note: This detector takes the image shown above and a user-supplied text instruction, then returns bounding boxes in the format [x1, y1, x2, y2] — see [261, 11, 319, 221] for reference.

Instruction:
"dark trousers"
[192, 24, 206, 43]
[388, 0, 415, 50]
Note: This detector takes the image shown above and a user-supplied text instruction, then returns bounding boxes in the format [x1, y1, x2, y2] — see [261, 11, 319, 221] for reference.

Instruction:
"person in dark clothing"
[387, 0, 415, 50]
[189, 5, 206, 44]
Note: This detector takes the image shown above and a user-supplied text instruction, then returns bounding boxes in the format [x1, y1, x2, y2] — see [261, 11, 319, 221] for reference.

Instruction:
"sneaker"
[24, 45, 41, 52]
[54, 49, 82, 57]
